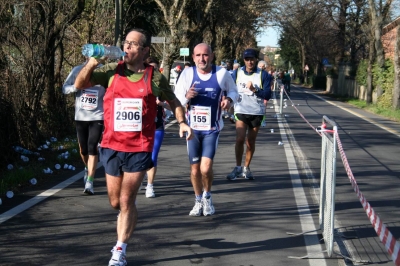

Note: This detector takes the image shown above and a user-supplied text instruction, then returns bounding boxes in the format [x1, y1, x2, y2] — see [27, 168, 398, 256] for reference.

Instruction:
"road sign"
[322, 58, 329, 65]
[180, 48, 189, 56]
[151, 37, 165, 44]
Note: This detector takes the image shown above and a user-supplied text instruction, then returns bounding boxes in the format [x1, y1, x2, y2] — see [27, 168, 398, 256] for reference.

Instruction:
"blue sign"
[322, 58, 329, 65]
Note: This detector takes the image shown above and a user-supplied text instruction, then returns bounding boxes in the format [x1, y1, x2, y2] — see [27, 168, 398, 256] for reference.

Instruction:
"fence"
[279, 85, 400, 265]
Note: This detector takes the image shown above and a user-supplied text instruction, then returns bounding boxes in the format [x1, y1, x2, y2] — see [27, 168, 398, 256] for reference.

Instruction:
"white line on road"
[276, 106, 328, 266]
[309, 92, 400, 138]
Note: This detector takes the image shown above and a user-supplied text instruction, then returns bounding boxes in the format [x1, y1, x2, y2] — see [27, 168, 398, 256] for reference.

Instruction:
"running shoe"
[83, 167, 88, 184]
[242, 166, 254, 180]
[189, 200, 203, 216]
[202, 195, 215, 216]
[145, 186, 155, 198]
[226, 167, 242, 181]
[109, 247, 127, 266]
[83, 181, 94, 195]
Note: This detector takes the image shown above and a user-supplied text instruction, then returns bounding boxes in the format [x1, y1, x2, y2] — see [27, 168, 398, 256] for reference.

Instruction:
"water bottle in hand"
[82, 44, 125, 60]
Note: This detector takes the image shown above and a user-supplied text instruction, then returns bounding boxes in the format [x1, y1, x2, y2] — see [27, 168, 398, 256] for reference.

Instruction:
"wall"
[382, 17, 400, 60]
[326, 76, 379, 103]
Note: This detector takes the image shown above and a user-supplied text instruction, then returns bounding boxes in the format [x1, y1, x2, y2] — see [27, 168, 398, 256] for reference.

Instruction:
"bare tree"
[150, 0, 191, 81]
[0, 0, 85, 147]
[273, 0, 333, 76]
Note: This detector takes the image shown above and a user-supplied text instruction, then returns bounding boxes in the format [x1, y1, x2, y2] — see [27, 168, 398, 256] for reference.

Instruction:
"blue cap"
[243, 48, 257, 59]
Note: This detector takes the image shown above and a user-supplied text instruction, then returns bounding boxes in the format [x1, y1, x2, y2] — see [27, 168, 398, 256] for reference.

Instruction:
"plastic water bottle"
[82, 44, 125, 60]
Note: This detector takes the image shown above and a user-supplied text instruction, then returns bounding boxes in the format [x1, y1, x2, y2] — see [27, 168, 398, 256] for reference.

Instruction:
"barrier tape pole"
[335, 131, 400, 266]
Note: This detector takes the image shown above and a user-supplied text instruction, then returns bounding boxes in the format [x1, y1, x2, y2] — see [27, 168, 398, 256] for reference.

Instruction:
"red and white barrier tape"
[281, 88, 322, 136]
[335, 131, 400, 266]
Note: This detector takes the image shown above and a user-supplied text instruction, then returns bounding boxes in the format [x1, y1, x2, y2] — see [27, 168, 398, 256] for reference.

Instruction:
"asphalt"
[0, 83, 399, 266]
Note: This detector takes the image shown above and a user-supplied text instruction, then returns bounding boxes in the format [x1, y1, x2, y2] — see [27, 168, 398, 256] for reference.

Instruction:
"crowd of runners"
[63, 27, 287, 266]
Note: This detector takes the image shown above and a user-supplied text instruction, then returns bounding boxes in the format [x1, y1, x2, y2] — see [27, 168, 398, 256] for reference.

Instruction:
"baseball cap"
[176, 65, 182, 70]
[243, 48, 257, 59]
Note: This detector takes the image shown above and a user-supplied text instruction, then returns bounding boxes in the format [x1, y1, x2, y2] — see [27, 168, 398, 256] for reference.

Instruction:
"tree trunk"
[366, 36, 375, 104]
[393, 25, 400, 109]
[114, 0, 123, 46]
[88, 0, 98, 43]
[337, 0, 350, 63]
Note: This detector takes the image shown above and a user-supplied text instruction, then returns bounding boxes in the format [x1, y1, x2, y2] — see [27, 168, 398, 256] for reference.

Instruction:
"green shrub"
[373, 59, 394, 108]
[356, 59, 368, 86]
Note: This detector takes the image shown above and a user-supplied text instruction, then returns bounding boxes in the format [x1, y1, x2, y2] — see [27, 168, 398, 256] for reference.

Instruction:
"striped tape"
[335, 132, 400, 266]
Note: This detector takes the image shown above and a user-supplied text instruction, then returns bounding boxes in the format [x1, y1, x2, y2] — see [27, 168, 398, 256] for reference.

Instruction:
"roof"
[383, 16, 400, 35]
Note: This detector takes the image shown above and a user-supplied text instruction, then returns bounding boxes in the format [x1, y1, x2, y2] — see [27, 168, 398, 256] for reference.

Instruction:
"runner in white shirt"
[226, 48, 272, 180]
[175, 43, 238, 216]
[63, 60, 105, 195]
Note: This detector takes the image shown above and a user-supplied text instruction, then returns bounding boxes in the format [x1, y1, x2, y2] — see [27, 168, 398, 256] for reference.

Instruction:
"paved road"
[278, 85, 400, 266]
[0, 84, 399, 266]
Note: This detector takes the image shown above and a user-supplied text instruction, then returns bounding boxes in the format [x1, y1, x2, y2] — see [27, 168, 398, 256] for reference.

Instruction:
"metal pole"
[279, 84, 284, 115]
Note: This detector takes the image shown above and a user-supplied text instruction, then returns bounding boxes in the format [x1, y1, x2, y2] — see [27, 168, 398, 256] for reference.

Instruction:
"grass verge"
[324, 94, 400, 122]
[346, 99, 400, 122]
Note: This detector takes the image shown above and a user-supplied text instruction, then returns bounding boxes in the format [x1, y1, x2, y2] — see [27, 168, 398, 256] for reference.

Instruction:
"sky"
[257, 27, 280, 47]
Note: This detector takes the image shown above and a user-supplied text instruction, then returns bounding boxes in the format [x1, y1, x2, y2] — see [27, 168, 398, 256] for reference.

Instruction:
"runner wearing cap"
[227, 48, 272, 180]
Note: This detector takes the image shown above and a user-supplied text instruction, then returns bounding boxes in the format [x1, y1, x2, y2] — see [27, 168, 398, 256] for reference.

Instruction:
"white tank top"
[234, 69, 265, 115]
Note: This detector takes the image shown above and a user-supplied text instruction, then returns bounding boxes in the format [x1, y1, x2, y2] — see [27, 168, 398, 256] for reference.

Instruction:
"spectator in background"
[258, 60, 267, 71]
[226, 61, 233, 74]
[232, 62, 240, 73]
[173, 65, 182, 84]
[184, 62, 191, 69]
[283, 70, 291, 95]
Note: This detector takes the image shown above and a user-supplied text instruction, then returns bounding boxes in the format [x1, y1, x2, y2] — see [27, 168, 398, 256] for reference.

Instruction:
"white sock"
[116, 241, 127, 253]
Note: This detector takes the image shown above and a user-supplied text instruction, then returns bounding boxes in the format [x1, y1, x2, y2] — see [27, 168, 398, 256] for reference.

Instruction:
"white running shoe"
[242, 166, 254, 180]
[83, 181, 94, 195]
[202, 196, 215, 216]
[226, 167, 242, 181]
[145, 186, 155, 198]
[109, 247, 127, 266]
[189, 200, 203, 216]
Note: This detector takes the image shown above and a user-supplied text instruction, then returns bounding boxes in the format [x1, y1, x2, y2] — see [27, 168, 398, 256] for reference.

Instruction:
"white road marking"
[309, 92, 400, 138]
[275, 103, 328, 265]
